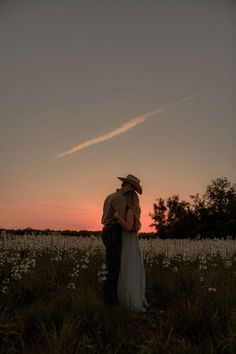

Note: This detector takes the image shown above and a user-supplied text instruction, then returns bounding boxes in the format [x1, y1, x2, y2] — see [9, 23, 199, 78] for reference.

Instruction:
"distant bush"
[0, 228, 102, 238]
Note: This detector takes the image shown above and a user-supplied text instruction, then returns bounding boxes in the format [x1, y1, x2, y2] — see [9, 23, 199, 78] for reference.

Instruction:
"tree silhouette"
[150, 177, 236, 239]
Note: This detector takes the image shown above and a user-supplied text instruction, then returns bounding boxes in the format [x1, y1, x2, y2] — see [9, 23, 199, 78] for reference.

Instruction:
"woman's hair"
[126, 191, 141, 231]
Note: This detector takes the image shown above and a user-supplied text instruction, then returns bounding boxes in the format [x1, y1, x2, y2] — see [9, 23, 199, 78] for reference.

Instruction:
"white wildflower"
[67, 282, 76, 289]
[208, 287, 217, 293]
[101, 263, 106, 270]
[162, 259, 171, 268]
[81, 264, 88, 269]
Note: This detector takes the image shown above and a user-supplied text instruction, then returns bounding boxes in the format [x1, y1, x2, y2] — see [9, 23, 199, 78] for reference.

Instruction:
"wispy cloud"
[55, 92, 203, 158]
[55, 116, 146, 158]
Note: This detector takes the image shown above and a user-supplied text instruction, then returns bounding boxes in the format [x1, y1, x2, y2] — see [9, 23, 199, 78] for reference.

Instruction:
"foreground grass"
[0, 235, 236, 353]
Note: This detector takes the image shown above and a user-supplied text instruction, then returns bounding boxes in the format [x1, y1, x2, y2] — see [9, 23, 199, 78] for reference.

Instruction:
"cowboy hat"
[117, 174, 142, 194]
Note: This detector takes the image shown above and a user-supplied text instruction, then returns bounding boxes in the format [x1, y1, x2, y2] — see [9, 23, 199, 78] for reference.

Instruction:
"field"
[0, 232, 236, 354]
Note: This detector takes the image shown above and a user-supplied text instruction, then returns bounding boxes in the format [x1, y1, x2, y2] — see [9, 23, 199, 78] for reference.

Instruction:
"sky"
[0, 0, 235, 232]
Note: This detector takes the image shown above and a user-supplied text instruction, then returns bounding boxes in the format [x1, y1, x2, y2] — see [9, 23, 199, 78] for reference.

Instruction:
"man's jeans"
[101, 224, 122, 304]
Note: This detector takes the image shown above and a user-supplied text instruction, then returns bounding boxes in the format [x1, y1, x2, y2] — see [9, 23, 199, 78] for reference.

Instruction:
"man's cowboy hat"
[117, 174, 142, 194]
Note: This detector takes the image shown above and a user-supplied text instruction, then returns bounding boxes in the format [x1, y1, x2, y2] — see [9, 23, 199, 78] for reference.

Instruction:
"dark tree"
[150, 177, 236, 239]
[203, 177, 236, 236]
[149, 197, 167, 238]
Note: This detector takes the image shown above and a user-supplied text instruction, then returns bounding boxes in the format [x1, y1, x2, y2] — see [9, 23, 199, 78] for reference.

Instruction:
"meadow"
[0, 232, 236, 354]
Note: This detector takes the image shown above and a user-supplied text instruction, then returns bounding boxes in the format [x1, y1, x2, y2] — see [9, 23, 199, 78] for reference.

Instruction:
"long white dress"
[117, 229, 148, 312]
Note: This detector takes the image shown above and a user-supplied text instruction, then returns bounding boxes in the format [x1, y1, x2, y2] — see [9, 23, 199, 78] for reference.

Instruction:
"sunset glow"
[0, 1, 235, 232]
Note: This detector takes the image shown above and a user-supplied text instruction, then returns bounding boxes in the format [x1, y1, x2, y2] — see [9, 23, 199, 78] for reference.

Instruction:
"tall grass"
[0, 234, 235, 353]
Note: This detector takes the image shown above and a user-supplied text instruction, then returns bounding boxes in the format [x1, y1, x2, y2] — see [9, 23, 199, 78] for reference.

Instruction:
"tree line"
[150, 177, 236, 239]
[1, 177, 235, 239]
[0, 228, 101, 237]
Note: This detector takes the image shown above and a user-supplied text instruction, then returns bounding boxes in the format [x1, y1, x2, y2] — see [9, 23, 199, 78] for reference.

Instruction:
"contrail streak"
[55, 91, 202, 158]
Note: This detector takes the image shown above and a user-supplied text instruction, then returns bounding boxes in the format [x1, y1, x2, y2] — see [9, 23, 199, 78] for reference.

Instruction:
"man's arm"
[114, 209, 134, 231]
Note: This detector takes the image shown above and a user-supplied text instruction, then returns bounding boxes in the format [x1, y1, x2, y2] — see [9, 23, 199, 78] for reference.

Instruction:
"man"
[101, 174, 142, 305]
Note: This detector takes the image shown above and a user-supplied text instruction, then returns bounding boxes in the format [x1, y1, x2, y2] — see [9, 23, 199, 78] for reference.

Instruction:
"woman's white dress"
[117, 230, 148, 312]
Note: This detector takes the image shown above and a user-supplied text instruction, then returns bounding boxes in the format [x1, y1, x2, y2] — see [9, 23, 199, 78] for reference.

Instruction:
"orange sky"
[0, 200, 154, 232]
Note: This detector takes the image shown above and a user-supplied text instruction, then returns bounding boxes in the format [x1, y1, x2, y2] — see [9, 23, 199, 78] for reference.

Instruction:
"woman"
[114, 191, 148, 313]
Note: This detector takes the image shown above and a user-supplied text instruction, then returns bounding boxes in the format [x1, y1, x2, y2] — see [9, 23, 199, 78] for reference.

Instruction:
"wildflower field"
[0, 232, 236, 354]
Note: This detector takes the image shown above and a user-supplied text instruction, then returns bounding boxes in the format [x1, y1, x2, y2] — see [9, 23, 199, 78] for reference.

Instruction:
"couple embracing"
[101, 174, 148, 313]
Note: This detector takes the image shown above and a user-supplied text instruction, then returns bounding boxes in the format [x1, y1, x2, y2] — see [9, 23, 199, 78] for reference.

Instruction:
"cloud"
[55, 91, 202, 158]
